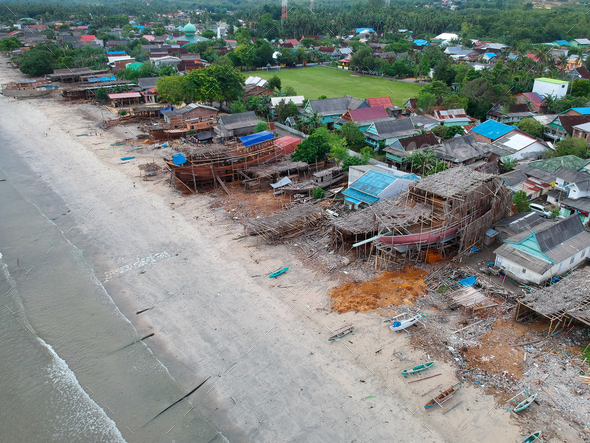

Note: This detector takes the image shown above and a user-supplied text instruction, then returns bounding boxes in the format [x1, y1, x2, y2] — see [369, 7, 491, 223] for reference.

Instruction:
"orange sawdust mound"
[330, 267, 428, 313]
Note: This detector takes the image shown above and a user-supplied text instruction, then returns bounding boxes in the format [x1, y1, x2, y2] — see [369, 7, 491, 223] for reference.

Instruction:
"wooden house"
[162, 103, 218, 127]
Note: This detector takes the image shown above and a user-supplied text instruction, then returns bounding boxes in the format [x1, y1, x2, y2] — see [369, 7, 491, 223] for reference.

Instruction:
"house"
[412, 39, 430, 47]
[302, 95, 367, 127]
[105, 39, 129, 48]
[434, 32, 459, 45]
[365, 96, 393, 109]
[342, 169, 419, 210]
[492, 212, 545, 241]
[564, 107, 590, 116]
[430, 134, 498, 173]
[546, 167, 590, 223]
[544, 114, 590, 141]
[136, 77, 161, 92]
[332, 47, 352, 59]
[568, 66, 590, 80]
[274, 136, 301, 155]
[364, 118, 418, 150]
[489, 130, 553, 161]
[403, 97, 443, 114]
[335, 106, 390, 131]
[494, 215, 590, 285]
[513, 92, 546, 113]
[162, 103, 218, 127]
[431, 108, 478, 126]
[215, 111, 260, 138]
[78, 34, 101, 46]
[269, 96, 306, 115]
[486, 104, 534, 124]
[384, 133, 439, 164]
[570, 38, 590, 48]
[150, 55, 181, 68]
[410, 115, 440, 131]
[482, 53, 496, 63]
[572, 121, 590, 141]
[108, 92, 141, 107]
[347, 164, 401, 185]
[532, 77, 569, 100]
[469, 120, 514, 143]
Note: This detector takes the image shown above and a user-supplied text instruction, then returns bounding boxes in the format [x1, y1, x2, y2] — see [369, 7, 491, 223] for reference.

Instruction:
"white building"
[490, 130, 553, 161]
[494, 215, 590, 285]
[532, 78, 569, 100]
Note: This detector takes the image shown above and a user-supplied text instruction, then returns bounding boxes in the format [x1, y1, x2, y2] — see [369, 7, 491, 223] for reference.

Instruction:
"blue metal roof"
[355, 28, 375, 34]
[413, 39, 430, 46]
[485, 52, 496, 58]
[570, 107, 590, 115]
[238, 131, 274, 148]
[344, 197, 362, 205]
[555, 40, 571, 46]
[470, 120, 513, 140]
[342, 188, 379, 205]
[107, 51, 126, 55]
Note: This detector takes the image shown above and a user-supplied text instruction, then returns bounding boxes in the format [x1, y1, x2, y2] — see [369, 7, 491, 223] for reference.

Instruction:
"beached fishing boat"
[164, 131, 282, 186]
[508, 390, 537, 413]
[522, 431, 541, 443]
[424, 383, 461, 409]
[328, 326, 354, 342]
[269, 266, 289, 278]
[401, 361, 435, 376]
[388, 314, 422, 332]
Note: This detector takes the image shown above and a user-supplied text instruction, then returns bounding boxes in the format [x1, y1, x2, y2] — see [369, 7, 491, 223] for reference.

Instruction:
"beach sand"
[0, 58, 525, 442]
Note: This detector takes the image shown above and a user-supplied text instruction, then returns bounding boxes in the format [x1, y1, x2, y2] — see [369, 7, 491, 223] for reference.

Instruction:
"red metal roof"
[80, 35, 97, 42]
[365, 96, 393, 108]
[108, 92, 141, 99]
[275, 136, 302, 147]
[344, 106, 389, 122]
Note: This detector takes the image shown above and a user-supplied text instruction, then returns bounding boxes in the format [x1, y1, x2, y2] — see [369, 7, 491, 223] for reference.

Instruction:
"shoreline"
[0, 56, 527, 442]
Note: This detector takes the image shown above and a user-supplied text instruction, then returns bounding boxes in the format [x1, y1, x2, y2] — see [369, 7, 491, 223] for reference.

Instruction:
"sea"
[0, 140, 224, 441]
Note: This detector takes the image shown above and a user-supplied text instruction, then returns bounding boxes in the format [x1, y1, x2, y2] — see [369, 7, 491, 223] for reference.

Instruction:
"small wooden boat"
[424, 383, 461, 409]
[329, 326, 354, 342]
[269, 266, 289, 278]
[401, 361, 435, 376]
[508, 390, 537, 413]
[389, 314, 422, 332]
[120, 156, 135, 161]
[522, 431, 541, 443]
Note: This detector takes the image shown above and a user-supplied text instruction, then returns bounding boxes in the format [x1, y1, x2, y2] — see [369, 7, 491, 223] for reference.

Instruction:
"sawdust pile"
[330, 267, 428, 313]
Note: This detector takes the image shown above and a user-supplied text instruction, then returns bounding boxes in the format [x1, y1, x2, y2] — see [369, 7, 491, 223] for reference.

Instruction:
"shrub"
[119, 110, 127, 116]
[312, 187, 325, 199]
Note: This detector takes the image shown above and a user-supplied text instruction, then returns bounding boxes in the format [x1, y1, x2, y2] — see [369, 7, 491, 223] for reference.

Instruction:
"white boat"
[387, 313, 422, 332]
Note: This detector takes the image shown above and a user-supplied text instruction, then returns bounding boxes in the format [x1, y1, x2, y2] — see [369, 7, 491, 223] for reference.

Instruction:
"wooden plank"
[408, 373, 441, 384]
[216, 175, 231, 195]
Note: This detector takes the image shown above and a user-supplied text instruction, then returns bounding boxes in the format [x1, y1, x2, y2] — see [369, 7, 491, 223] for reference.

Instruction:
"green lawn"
[254, 67, 422, 107]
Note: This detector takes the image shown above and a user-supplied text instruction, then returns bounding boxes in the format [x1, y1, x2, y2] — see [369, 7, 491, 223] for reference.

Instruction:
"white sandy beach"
[0, 58, 529, 442]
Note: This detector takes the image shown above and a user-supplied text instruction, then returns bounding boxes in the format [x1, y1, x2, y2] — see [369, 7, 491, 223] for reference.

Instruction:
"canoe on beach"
[401, 361, 435, 376]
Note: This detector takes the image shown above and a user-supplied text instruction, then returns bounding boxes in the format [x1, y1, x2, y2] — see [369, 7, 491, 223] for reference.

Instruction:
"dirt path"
[0, 57, 524, 442]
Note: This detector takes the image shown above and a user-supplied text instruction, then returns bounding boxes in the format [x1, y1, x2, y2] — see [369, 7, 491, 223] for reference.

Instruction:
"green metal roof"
[535, 77, 569, 85]
[529, 155, 590, 173]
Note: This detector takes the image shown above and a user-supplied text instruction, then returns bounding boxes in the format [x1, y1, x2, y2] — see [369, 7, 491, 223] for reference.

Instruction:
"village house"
[215, 111, 260, 139]
[410, 115, 441, 131]
[489, 129, 553, 161]
[365, 96, 402, 116]
[150, 55, 182, 68]
[572, 121, 590, 141]
[431, 108, 478, 126]
[500, 169, 552, 200]
[108, 92, 141, 107]
[563, 107, 590, 116]
[515, 155, 590, 186]
[384, 133, 439, 165]
[364, 118, 418, 150]
[162, 103, 218, 127]
[334, 106, 391, 131]
[532, 77, 569, 100]
[430, 134, 497, 173]
[494, 215, 590, 285]
[342, 169, 419, 211]
[492, 212, 545, 242]
[269, 96, 306, 117]
[469, 120, 514, 143]
[543, 114, 590, 141]
[302, 95, 367, 128]
[546, 167, 590, 223]
[513, 92, 547, 113]
[486, 104, 534, 124]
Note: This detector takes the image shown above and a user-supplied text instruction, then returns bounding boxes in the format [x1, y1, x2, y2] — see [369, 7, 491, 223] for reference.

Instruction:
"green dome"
[183, 22, 196, 36]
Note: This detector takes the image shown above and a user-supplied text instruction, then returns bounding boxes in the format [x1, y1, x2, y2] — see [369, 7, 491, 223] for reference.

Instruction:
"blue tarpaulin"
[87, 76, 117, 83]
[172, 153, 186, 165]
[458, 276, 477, 287]
[238, 131, 274, 148]
[107, 51, 126, 55]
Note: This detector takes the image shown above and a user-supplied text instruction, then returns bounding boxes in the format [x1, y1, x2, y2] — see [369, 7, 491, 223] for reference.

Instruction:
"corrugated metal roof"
[342, 188, 379, 205]
[569, 107, 590, 115]
[274, 136, 301, 147]
[345, 106, 389, 122]
[238, 131, 274, 147]
[469, 120, 513, 140]
[347, 170, 398, 198]
[366, 96, 393, 108]
[108, 92, 141, 99]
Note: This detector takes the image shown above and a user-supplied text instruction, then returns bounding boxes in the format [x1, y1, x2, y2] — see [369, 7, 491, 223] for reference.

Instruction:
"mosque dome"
[183, 22, 196, 36]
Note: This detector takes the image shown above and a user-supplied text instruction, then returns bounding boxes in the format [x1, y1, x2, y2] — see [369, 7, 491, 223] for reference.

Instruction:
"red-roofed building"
[28, 24, 47, 30]
[513, 92, 547, 113]
[275, 136, 302, 155]
[285, 39, 299, 47]
[342, 106, 389, 122]
[79, 34, 98, 43]
[108, 92, 142, 107]
[365, 96, 393, 108]
[7, 30, 21, 36]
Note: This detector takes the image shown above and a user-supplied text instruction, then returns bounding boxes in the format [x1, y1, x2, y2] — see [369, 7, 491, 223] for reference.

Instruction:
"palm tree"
[304, 111, 322, 132]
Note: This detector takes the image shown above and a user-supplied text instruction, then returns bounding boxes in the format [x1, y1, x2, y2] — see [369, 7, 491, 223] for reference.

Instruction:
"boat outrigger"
[401, 361, 435, 377]
[328, 325, 354, 342]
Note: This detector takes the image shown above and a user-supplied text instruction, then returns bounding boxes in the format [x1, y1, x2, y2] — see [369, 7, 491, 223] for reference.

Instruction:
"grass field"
[254, 67, 422, 107]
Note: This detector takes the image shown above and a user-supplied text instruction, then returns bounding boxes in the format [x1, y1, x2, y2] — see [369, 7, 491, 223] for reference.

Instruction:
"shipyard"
[2, 4, 590, 443]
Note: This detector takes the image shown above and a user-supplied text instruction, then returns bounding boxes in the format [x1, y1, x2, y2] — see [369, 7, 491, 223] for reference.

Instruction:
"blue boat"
[120, 156, 135, 161]
[269, 266, 289, 278]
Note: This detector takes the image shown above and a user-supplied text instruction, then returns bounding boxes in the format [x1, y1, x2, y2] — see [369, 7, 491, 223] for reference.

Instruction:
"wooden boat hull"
[390, 315, 421, 332]
[270, 266, 289, 278]
[425, 383, 461, 409]
[329, 327, 354, 341]
[378, 206, 491, 247]
[514, 394, 537, 412]
[522, 431, 541, 443]
[149, 129, 188, 140]
[402, 361, 435, 376]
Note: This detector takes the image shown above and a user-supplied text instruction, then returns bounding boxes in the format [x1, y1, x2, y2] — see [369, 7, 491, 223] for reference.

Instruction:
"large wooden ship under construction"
[164, 131, 283, 186]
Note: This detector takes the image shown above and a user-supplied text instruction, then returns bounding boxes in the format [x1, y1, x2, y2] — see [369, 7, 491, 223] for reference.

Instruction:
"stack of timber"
[243, 202, 326, 242]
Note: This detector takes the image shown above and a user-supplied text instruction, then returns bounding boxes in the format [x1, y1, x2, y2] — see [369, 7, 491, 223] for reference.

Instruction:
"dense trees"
[292, 127, 332, 163]
[155, 76, 185, 104]
[551, 137, 589, 159]
[338, 122, 366, 150]
[19, 49, 54, 75]
[0, 37, 22, 52]
[515, 118, 544, 138]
